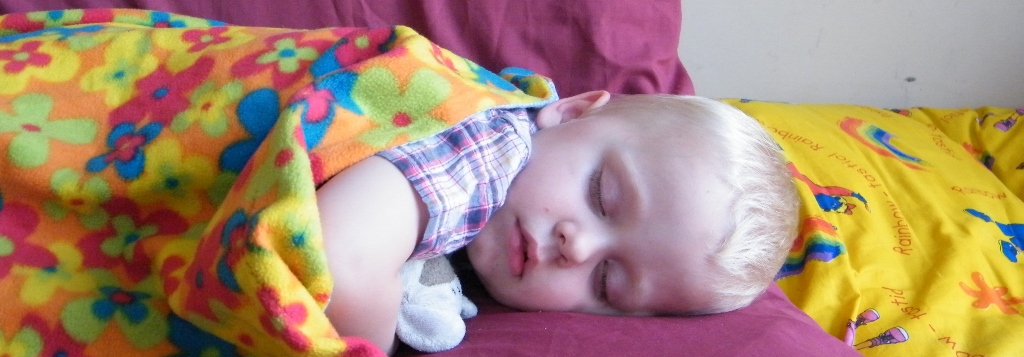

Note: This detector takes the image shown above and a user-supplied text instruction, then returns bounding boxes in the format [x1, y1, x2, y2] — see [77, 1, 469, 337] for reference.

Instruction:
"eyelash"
[589, 169, 606, 216]
[591, 169, 610, 303]
[598, 260, 610, 302]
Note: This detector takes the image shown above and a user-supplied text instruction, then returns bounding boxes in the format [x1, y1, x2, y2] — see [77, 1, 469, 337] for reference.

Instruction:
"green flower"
[353, 67, 450, 148]
[101, 215, 159, 261]
[0, 93, 98, 168]
[257, 37, 320, 74]
[171, 80, 243, 136]
[43, 168, 111, 229]
[60, 274, 167, 348]
[26, 9, 87, 28]
[62, 27, 119, 52]
[0, 324, 42, 357]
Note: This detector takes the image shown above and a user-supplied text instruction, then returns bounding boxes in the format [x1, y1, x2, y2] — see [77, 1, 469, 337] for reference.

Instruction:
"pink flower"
[231, 32, 333, 88]
[109, 57, 214, 126]
[0, 41, 51, 74]
[292, 84, 336, 124]
[257, 287, 312, 352]
[0, 200, 57, 280]
[181, 27, 230, 52]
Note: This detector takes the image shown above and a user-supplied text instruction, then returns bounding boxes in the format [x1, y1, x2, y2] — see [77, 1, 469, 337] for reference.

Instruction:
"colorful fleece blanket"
[0, 9, 555, 356]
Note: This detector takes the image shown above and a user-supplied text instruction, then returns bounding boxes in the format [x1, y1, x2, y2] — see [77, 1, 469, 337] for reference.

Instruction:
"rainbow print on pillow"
[728, 99, 1024, 356]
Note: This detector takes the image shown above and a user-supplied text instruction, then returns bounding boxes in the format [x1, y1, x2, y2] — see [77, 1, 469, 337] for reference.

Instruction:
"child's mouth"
[507, 218, 526, 278]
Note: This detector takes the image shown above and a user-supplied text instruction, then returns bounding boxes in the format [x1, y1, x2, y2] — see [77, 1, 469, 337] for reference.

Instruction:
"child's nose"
[554, 221, 597, 267]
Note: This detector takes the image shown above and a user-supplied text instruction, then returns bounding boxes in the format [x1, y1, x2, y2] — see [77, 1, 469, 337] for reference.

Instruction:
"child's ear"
[535, 90, 611, 129]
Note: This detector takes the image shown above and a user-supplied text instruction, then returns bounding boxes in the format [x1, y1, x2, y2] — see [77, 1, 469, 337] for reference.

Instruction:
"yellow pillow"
[726, 99, 1024, 356]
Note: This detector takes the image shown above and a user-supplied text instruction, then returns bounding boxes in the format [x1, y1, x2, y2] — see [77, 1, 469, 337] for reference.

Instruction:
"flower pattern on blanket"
[0, 9, 556, 357]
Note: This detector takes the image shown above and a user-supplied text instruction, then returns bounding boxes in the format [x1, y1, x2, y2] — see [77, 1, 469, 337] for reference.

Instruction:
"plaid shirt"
[377, 108, 538, 259]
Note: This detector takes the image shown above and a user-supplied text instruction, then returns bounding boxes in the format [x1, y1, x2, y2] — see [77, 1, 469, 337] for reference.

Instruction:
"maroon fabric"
[0, 0, 694, 97]
[0, 2, 855, 356]
[395, 275, 860, 357]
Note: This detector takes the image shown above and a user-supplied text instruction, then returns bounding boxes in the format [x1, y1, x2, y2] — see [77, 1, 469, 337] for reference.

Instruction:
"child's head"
[466, 92, 799, 316]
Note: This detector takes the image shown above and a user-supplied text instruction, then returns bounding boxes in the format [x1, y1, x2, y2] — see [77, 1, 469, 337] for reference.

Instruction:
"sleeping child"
[0, 9, 798, 357]
[318, 91, 801, 353]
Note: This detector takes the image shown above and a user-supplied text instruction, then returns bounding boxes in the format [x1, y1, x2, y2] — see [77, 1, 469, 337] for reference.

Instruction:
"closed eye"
[589, 168, 605, 216]
[596, 260, 610, 302]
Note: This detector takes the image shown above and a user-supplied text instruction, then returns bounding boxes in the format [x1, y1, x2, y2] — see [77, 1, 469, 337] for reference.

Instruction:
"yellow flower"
[154, 26, 255, 72]
[80, 31, 158, 107]
[16, 243, 93, 306]
[128, 139, 215, 216]
[42, 168, 111, 229]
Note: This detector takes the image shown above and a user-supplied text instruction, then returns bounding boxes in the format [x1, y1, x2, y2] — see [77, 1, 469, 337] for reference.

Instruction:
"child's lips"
[506, 219, 526, 278]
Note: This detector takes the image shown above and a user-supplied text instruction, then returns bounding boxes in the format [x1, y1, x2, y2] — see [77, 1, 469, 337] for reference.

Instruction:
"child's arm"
[317, 156, 426, 355]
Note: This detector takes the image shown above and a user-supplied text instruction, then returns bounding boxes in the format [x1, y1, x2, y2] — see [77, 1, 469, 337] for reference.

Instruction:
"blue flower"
[216, 210, 253, 293]
[147, 12, 191, 28]
[93, 286, 152, 323]
[86, 122, 162, 180]
[296, 71, 362, 149]
[168, 314, 239, 357]
[219, 89, 279, 173]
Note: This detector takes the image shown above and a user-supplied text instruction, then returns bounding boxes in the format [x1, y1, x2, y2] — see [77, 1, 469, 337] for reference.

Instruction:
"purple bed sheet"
[398, 273, 859, 356]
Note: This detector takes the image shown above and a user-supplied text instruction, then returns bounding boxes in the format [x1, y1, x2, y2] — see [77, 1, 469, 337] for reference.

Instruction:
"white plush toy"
[396, 255, 478, 353]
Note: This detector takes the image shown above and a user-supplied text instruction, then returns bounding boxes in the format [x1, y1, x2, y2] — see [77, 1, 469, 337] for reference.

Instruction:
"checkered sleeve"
[377, 108, 537, 259]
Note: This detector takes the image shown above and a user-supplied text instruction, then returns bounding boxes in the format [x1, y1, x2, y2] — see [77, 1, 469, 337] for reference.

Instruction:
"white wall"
[679, 0, 1024, 108]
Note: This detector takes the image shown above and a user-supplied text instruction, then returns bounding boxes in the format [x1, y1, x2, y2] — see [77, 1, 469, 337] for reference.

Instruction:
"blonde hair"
[592, 95, 800, 314]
